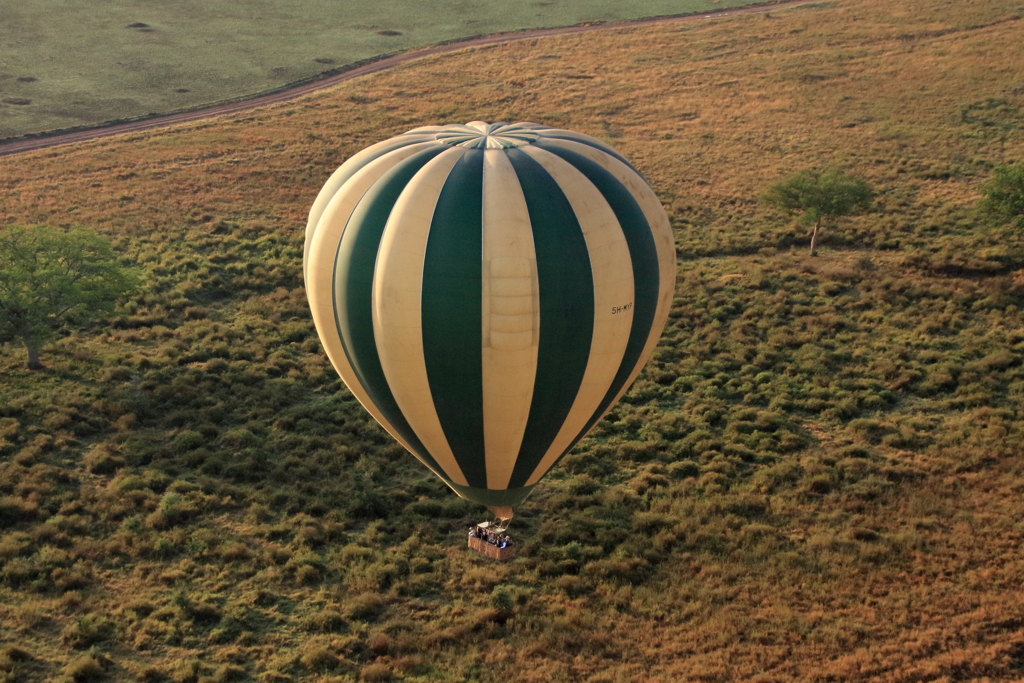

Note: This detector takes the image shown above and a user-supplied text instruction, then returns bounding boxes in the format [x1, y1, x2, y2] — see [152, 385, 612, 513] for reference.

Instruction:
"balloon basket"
[468, 521, 515, 561]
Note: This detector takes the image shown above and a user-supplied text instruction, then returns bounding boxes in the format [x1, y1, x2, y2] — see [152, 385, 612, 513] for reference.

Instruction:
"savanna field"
[2, 0, 1024, 681]
[0, 0, 759, 139]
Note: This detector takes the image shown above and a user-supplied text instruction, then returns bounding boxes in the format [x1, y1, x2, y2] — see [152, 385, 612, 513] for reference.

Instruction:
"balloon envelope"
[304, 121, 675, 514]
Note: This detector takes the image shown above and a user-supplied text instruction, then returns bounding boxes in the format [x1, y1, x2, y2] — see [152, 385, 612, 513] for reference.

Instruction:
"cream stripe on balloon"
[537, 137, 676, 408]
[519, 145, 635, 486]
[306, 144, 439, 473]
[401, 126, 449, 135]
[372, 147, 470, 487]
[481, 149, 540, 490]
[304, 139, 436, 282]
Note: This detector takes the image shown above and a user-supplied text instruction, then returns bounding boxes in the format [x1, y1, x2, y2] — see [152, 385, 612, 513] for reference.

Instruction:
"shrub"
[345, 593, 385, 621]
[83, 445, 125, 475]
[0, 496, 38, 529]
[979, 163, 1024, 227]
[299, 644, 338, 671]
[367, 632, 390, 655]
[184, 534, 208, 557]
[667, 461, 700, 479]
[62, 654, 105, 682]
[220, 428, 261, 450]
[152, 537, 177, 558]
[359, 662, 392, 682]
[61, 614, 115, 649]
[171, 430, 206, 454]
[303, 608, 346, 633]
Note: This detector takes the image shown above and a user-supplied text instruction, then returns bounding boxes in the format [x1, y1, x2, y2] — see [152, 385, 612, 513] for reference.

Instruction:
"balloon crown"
[432, 121, 540, 149]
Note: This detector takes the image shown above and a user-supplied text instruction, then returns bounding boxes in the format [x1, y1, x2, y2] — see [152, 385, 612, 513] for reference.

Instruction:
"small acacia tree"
[979, 163, 1024, 228]
[0, 225, 141, 369]
[762, 169, 874, 256]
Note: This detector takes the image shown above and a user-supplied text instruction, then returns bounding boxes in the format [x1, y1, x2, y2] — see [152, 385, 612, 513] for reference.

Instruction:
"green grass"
[2, 0, 1024, 680]
[0, 0, 761, 140]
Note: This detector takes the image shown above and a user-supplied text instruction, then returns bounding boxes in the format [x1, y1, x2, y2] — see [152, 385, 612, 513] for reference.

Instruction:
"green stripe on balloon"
[505, 147, 595, 490]
[333, 145, 448, 478]
[446, 480, 537, 508]
[535, 140, 661, 456]
[422, 149, 488, 489]
[537, 133, 637, 173]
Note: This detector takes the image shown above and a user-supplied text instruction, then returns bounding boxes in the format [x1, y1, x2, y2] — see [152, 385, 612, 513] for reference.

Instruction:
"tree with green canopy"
[979, 163, 1024, 228]
[0, 225, 141, 369]
[762, 169, 874, 256]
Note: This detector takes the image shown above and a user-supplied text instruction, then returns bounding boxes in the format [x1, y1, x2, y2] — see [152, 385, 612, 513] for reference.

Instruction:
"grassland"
[2, 0, 1024, 680]
[0, 0, 760, 141]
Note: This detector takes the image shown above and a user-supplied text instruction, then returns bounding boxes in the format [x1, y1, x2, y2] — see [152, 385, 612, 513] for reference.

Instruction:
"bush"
[490, 585, 514, 614]
[0, 496, 38, 529]
[667, 461, 700, 479]
[345, 593, 385, 621]
[979, 163, 1024, 227]
[61, 614, 115, 649]
[367, 632, 390, 655]
[359, 662, 392, 682]
[62, 654, 105, 682]
[299, 645, 338, 671]
[171, 430, 206, 453]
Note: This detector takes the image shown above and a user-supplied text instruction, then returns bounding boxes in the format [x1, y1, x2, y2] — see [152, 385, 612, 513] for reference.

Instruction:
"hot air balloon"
[304, 121, 675, 520]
